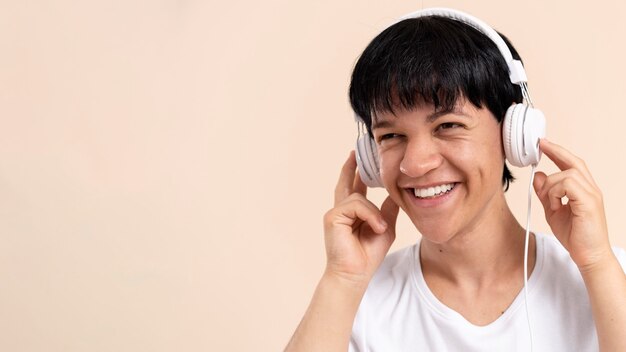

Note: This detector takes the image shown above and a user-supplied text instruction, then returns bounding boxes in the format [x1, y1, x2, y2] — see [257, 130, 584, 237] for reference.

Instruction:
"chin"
[409, 217, 459, 244]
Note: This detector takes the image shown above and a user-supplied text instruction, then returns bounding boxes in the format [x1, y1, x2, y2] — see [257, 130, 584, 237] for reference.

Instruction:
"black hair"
[348, 16, 523, 190]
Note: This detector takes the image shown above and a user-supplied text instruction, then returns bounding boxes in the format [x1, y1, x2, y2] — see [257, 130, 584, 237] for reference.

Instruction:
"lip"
[404, 182, 459, 208]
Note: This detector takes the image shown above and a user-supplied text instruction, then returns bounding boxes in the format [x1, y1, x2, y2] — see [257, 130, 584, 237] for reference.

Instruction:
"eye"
[377, 133, 401, 143]
[436, 122, 463, 132]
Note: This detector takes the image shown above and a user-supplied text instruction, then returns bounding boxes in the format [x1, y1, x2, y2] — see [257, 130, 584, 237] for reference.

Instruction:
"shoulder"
[536, 233, 626, 274]
[536, 232, 575, 267]
[359, 243, 417, 305]
[351, 243, 419, 349]
[533, 233, 626, 304]
[530, 234, 603, 350]
[369, 244, 416, 284]
[532, 233, 592, 312]
[535, 233, 584, 283]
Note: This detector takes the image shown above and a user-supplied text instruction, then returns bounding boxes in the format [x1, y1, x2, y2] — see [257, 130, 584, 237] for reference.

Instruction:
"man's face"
[371, 99, 506, 243]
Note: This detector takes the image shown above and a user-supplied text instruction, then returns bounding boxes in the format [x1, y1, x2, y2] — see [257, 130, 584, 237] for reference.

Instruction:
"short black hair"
[348, 16, 523, 190]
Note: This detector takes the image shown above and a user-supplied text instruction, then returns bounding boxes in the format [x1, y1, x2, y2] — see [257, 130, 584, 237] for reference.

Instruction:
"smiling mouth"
[412, 183, 457, 199]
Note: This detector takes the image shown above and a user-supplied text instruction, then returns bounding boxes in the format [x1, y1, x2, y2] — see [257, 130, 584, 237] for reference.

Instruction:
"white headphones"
[355, 8, 546, 188]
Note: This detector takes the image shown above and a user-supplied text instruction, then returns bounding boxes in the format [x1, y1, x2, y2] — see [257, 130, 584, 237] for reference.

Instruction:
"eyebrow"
[371, 108, 471, 130]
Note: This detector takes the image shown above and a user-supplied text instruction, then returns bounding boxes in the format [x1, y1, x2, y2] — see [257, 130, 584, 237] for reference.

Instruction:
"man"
[286, 9, 626, 351]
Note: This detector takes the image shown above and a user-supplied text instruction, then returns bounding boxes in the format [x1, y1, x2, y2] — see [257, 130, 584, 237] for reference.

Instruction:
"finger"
[546, 182, 567, 211]
[360, 196, 399, 250]
[545, 176, 601, 213]
[536, 169, 596, 200]
[539, 139, 597, 187]
[334, 151, 357, 205]
[539, 170, 598, 215]
[330, 196, 388, 233]
[380, 196, 400, 227]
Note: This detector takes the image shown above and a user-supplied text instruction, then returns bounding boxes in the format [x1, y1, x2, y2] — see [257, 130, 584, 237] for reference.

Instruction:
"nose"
[399, 138, 443, 178]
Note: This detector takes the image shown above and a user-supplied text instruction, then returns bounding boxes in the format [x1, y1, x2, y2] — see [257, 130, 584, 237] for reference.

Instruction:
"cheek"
[476, 123, 506, 164]
[476, 126, 507, 182]
[494, 127, 505, 158]
[378, 149, 402, 183]
[446, 133, 504, 180]
[493, 129, 506, 165]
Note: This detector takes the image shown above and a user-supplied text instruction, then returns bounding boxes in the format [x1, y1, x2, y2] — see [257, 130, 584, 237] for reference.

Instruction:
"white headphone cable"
[524, 164, 537, 352]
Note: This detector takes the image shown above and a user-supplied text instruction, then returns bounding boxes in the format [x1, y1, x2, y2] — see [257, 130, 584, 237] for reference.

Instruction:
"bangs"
[349, 16, 518, 132]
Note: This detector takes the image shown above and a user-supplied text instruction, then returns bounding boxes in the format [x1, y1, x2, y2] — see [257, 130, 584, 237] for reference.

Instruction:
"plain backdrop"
[1, 0, 625, 351]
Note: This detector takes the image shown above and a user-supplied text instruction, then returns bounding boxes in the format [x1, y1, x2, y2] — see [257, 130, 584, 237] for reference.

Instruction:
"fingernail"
[379, 219, 388, 229]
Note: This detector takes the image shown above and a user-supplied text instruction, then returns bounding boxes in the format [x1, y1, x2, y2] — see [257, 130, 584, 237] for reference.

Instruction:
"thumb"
[380, 196, 400, 229]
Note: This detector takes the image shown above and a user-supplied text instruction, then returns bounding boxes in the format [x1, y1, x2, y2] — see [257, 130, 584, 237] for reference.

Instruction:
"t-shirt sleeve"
[613, 246, 626, 274]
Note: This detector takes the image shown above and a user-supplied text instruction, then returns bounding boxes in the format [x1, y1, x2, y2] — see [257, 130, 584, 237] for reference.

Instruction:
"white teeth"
[413, 183, 455, 198]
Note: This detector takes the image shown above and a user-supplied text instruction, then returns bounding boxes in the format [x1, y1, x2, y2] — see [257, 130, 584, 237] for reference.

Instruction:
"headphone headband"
[391, 8, 528, 85]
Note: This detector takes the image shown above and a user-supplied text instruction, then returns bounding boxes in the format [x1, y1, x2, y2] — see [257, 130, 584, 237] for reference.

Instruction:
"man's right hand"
[323, 151, 400, 286]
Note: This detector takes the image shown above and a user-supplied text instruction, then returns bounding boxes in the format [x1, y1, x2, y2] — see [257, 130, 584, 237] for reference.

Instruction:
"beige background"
[1, 0, 625, 351]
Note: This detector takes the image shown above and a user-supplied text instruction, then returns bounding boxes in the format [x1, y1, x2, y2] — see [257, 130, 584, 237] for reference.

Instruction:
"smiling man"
[285, 8, 626, 352]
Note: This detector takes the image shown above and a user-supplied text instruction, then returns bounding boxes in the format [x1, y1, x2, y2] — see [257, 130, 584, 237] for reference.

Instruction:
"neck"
[419, 193, 533, 287]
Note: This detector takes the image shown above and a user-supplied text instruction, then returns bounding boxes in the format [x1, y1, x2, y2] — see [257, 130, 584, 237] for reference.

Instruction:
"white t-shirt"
[349, 233, 626, 352]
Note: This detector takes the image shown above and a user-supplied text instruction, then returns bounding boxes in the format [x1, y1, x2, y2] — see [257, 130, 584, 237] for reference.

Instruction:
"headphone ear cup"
[503, 104, 523, 167]
[355, 133, 384, 188]
[502, 104, 546, 167]
[522, 107, 546, 165]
